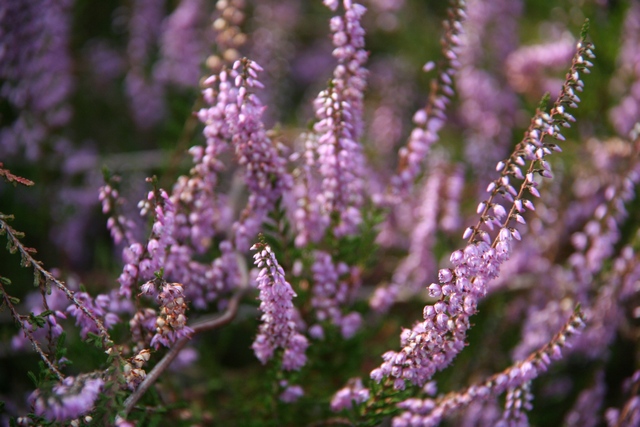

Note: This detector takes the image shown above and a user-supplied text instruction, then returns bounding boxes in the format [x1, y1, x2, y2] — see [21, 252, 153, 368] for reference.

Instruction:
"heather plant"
[1, 0, 640, 426]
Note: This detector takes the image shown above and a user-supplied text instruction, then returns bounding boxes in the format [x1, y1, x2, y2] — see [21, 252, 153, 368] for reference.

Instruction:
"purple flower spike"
[251, 241, 308, 370]
[154, 0, 207, 88]
[198, 58, 292, 251]
[295, 1, 369, 241]
[390, 1, 466, 197]
[0, 0, 74, 160]
[30, 374, 104, 422]
[330, 377, 370, 412]
[150, 282, 194, 349]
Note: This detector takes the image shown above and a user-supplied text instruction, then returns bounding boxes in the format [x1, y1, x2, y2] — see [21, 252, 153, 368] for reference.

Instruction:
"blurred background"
[1, 0, 639, 425]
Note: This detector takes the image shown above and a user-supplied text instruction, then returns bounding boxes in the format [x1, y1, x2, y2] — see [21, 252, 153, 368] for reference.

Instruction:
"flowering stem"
[0, 214, 115, 350]
[0, 282, 65, 382]
[123, 254, 248, 416]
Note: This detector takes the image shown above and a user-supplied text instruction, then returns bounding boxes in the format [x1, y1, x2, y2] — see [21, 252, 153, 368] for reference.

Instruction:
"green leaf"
[27, 371, 38, 387]
[580, 19, 590, 40]
[28, 313, 46, 329]
[33, 269, 42, 287]
[54, 332, 69, 366]
[537, 93, 551, 111]
[0, 276, 11, 285]
[39, 310, 53, 318]
[86, 332, 103, 349]
[20, 254, 30, 267]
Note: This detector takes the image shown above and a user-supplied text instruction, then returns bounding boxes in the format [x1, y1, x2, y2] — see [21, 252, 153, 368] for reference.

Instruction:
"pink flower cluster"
[251, 242, 309, 371]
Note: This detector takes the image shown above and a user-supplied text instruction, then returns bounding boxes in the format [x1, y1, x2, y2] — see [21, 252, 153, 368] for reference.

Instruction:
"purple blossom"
[150, 282, 194, 349]
[66, 292, 120, 339]
[311, 251, 362, 339]
[186, 240, 241, 310]
[295, 1, 369, 240]
[125, 0, 166, 129]
[392, 310, 585, 425]
[457, 0, 521, 184]
[330, 378, 370, 412]
[230, 59, 293, 249]
[390, 1, 466, 197]
[0, 0, 74, 160]
[373, 35, 594, 389]
[154, 0, 208, 88]
[496, 383, 533, 427]
[369, 282, 400, 314]
[440, 165, 464, 232]
[279, 381, 304, 403]
[505, 34, 575, 100]
[11, 287, 68, 351]
[198, 59, 292, 251]
[609, 3, 640, 137]
[391, 164, 445, 294]
[372, 239, 511, 389]
[563, 370, 606, 427]
[30, 375, 104, 422]
[251, 241, 308, 370]
[605, 370, 640, 427]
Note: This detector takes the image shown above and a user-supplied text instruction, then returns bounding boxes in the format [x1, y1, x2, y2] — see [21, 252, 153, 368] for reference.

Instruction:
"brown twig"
[122, 252, 250, 415]
[0, 215, 114, 348]
[0, 282, 64, 381]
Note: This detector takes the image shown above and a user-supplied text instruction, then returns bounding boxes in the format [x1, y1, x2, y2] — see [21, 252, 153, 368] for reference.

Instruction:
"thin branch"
[0, 283, 64, 381]
[0, 215, 113, 348]
[122, 285, 247, 415]
[615, 374, 640, 427]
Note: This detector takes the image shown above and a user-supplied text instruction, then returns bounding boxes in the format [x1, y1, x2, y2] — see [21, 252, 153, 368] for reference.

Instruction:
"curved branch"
[122, 253, 249, 416]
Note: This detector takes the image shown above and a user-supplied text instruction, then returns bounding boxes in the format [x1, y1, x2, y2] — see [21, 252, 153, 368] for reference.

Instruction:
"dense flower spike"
[125, 0, 166, 129]
[390, 0, 466, 197]
[207, 0, 248, 71]
[66, 292, 120, 339]
[372, 26, 595, 390]
[198, 58, 292, 251]
[609, 3, 640, 137]
[251, 241, 308, 370]
[505, 34, 576, 99]
[515, 137, 640, 361]
[0, 0, 74, 160]
[149, 282, 194, 349]
[230, 59, 293, 250]
[30, 374, 104, 422]
[392, 309, 585, 426]
[4, 1, 640, 426]
[330, 377, 370, 412]
[311, 251, 362, 338]
[457, 0, 521, 183]
[295, 0, 369, 240]
[154, 0, 208, 88]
